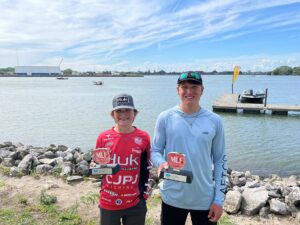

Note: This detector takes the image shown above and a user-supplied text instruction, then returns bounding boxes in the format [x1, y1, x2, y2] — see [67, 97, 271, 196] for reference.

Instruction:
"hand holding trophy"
[89, 148, 120, 176]
[159, 152, 193, 183]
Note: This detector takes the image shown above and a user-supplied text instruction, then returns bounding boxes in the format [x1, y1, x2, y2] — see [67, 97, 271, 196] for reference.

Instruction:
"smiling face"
[111, 108, 137, 131]
[177, 81, 204, 111]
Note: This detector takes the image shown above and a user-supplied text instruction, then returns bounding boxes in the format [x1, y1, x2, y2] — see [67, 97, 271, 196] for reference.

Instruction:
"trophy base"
[159, 168, 193, 183]
[89, 164, 120, 175]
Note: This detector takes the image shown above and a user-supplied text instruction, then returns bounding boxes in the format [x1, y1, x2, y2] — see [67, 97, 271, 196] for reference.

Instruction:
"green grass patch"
[218, 214, 236, 225]
[40, 190, 57, 205]
[0, 208, 37, 225]
[18, 194, 28, 206]
[0, 165, 10, 176]
[0, 179, 5, 188]
[80, 191, 99, 206]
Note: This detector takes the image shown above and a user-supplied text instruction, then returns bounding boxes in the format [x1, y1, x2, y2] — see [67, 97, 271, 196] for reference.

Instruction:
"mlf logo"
[93, 148, 111, 165]
[168, 152, 186, 170]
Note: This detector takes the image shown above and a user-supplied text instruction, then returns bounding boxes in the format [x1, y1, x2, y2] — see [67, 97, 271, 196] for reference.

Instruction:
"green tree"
[292, 67, 300, 75]
[272, 66, 293, 75]
[63, 68, 73, 75]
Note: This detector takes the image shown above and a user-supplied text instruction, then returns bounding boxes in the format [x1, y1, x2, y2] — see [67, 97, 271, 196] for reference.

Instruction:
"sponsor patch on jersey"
[132, 148, 142, 154]
[103, 189, 118, 196]
[134, 137, 142, 145]
[115, 199, 122, 205]
[105, 142, 113, 147]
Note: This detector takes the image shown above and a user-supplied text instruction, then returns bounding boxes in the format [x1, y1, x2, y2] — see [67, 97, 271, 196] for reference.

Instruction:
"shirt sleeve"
[140, 135, 151, 199]
[150, 112, 168, 168]
[212, 117, 228, 206]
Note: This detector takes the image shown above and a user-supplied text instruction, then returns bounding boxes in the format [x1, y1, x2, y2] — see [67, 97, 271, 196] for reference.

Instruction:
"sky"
[1, 0, 300, 72]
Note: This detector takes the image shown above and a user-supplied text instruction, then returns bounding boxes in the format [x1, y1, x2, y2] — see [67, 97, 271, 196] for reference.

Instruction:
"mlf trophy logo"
[89, 148, 120, 175]
[168, 152, 186, 170]
[159, 152, 193, 183]
[93, 148, 111, 165]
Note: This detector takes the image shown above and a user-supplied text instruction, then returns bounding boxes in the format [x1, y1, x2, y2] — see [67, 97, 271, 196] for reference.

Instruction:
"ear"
[110, 111, 114, 118]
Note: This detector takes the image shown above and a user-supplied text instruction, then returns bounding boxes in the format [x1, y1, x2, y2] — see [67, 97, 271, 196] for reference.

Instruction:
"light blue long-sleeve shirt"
[151, 106, 227, 210]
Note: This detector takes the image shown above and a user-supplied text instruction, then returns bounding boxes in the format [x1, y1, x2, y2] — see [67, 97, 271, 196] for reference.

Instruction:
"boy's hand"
[208, 203, 223, 222]
[157, 162, 169, 176]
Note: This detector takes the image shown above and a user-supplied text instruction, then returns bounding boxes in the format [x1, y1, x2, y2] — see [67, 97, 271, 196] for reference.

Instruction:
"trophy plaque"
[159, 152, 193, 183]
[89, 148, 120, 175]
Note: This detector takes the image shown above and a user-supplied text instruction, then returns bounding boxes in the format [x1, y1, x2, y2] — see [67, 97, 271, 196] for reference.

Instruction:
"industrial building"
[15, 66, 61, 76]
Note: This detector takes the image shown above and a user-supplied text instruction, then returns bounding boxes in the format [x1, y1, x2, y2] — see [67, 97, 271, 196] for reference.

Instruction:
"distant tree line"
[271, 66, 300, 75]
[1, 66, 300, 76]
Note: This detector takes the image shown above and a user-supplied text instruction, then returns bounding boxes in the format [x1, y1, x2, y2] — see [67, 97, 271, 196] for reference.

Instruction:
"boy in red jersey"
[94, 93, 151, 225]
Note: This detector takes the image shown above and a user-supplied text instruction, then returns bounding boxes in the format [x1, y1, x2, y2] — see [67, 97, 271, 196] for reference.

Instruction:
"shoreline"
[1, 141, 300, 224]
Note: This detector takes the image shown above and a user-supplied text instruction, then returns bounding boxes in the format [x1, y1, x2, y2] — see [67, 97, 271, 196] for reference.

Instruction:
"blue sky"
[1, 0, 300, 72]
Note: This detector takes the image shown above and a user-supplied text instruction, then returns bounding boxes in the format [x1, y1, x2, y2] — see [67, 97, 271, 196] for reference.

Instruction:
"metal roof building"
[15, 66, 61, 76]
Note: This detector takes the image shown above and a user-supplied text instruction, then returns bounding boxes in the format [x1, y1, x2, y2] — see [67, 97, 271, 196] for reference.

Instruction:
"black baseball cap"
[177, 72, 202, 85]
[112, 93, 137, 111]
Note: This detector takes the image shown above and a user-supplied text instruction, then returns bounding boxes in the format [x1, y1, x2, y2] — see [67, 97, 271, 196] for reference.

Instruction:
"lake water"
[1, 75, 300, 177]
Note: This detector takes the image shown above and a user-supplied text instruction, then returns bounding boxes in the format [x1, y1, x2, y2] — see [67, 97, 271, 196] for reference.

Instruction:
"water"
[1, 75, 300, 177]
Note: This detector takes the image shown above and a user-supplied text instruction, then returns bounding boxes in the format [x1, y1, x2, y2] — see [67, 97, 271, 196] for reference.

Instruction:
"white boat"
[93, 81, 103, 85]
[239, 89, 265, 104]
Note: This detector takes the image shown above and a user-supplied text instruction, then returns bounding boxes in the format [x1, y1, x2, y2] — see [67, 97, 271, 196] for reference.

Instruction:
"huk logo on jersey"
[111, 154, 139, 166]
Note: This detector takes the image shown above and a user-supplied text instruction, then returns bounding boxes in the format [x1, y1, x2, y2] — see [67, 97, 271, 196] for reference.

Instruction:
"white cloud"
[0, 0, 300, 71]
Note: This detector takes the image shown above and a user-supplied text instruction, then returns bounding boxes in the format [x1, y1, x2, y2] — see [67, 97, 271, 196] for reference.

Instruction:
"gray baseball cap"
[112, 93, 137, 111]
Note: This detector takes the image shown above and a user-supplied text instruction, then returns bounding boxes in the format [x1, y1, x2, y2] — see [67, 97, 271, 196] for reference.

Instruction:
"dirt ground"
[0, 174, 299, 225]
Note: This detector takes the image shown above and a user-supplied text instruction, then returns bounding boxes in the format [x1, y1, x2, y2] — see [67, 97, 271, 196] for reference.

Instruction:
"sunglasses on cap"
[177, 72, 202, 84]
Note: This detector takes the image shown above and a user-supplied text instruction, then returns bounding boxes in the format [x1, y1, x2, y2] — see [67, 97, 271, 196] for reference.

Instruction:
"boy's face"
[177, 81, 204, 105]
[111, 108, 137, 127]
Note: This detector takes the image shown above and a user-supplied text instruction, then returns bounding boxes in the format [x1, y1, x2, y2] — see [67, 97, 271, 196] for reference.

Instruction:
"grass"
[0, 165, 10, 176]
[218, 214, 236, 225]
[80, 191, 99, 206]
[0, 179, 5, 188]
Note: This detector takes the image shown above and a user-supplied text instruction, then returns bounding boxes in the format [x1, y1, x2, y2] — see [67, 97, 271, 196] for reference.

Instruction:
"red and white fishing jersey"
[95, 127, 150, 210]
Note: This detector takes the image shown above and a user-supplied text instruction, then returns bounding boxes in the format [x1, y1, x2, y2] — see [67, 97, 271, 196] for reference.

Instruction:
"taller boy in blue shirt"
[151, 72, 227, 225]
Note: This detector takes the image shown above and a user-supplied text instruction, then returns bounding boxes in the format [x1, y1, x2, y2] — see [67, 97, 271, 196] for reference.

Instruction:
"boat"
[57, 76, 68, 80]
[239, 89, 265, 104]
[93, 81, 103, 85]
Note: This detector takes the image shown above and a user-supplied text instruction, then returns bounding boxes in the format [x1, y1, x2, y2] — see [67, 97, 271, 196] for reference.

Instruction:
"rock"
[39, 158, 57, 166]
[245, 180, 261, 188]
[269, 199, 289, 215]
[17, 154, 39, 175]
[10, 166, 23, 177]
[66, 175, 83, 183]
[36, 164, 53, 174]
[286, 187, 300, 213]
[44, 151, 55, 159]
[241, 187, 269, 215]
[223, 190, 242, 214]
[57, 145, 68, 152]
[259, 206, 271, 218]
[75, 164, 89, 176]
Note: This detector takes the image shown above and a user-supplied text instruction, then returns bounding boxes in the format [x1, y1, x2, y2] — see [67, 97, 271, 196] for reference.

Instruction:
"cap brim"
[112, 106, 137, 111]
[178, 78, 202, 84]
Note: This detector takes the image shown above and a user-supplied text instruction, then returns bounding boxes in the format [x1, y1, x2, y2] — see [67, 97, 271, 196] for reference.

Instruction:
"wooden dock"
[213, 94, 300, 115]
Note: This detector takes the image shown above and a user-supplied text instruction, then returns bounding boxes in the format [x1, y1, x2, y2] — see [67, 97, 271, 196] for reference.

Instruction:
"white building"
[15, 66, 61, 76]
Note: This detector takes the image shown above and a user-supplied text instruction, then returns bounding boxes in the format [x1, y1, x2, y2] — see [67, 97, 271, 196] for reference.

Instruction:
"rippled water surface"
[1, 75, 300, 177]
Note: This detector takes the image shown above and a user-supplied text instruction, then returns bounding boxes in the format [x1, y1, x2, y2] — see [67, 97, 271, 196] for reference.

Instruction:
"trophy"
[159, 152, 193, 183]
[89, 148, 120, 175]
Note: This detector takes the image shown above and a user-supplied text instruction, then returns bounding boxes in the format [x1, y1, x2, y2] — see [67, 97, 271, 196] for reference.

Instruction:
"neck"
[114, 125, 134, 134]
[179, 103, 200, 115]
